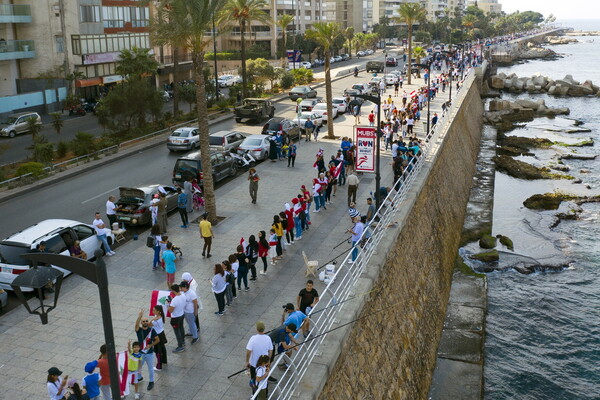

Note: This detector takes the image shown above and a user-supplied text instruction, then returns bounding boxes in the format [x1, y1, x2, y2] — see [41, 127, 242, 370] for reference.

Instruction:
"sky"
[499, 0, 600, 20]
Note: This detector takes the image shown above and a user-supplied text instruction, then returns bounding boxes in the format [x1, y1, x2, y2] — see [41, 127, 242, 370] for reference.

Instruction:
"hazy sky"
[500, 0, 600, 20]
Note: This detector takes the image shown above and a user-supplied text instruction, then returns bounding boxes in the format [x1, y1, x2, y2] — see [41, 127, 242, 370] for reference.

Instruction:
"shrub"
[32, 142, 55, 163]
[56, 141, 69, 158]
[16, 162, 45, 178]
[280, 71, 295, 89]
[291, 68, 314, 85]
[70, 131, 97, 157]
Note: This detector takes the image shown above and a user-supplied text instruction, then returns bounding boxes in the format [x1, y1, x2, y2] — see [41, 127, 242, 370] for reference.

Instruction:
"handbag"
[146, 235, 155, 248]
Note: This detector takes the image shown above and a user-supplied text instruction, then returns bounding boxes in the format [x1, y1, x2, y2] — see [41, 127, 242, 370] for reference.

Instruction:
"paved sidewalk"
[0, 79, 448, 399]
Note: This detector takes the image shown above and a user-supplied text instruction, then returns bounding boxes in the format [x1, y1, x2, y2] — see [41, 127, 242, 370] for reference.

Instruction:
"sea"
[481, 20, 600, 399]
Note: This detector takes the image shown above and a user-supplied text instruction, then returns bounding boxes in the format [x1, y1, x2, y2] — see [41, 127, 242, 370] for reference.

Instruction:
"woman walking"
[150, 224, 162, 270]
[272, 215, 284, 259]
[211, 264, 227, 315]
[246, 235, 259, 281]
[258, 231, 270, 275]
[151, 305, 168, 370]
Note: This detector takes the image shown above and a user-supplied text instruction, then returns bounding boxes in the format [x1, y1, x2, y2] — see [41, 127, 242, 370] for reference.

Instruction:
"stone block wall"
[317, 80, 484, 400]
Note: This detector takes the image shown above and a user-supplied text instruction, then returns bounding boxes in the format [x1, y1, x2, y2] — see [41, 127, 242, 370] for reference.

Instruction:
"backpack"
[146, 235, 155, 248]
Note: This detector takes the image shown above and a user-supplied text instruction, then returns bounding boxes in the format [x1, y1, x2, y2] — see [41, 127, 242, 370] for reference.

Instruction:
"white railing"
[255, 66, 479, 400]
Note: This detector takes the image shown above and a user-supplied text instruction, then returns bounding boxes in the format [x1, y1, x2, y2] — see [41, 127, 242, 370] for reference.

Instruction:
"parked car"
[300, 61, 312, 69]
[115, 185, 179, 226]
[386, 57, 398, 66]
[298, 98, 321, 112]
[312, 102, 338, 121]
[0, 112, 42, 138]
[345, 83, 370, 95]
[217, 74, 242, 87]
[173, 149, 238, 187]
[356, 51, 366, 57]
[384, 74, 398, 85]
[293, 112, 323, 128]
[329, 57, 336, 63]
[234, 98, 275, 122]
[332, 97, 349, 114]
[340, 53, 350, 61]
[0, 219, 114, 291]
[365, 49, 374, 55]
[167, 127, 199, 152]
[262, 117, 301, 140]
[209, 130, 247, 152]
[238, 134, 272, 161]
[333, 55, 343, 62]
[288, 86, 317, 101]
[313, 59, 325, 66]
[0, 288, 6, 311]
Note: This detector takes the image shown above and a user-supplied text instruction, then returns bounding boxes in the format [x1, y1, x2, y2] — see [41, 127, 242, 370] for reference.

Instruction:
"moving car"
[238, 134, 272, 161]
[312, 102, 338, 121]
[366, 61, 384, 73]
[386, 57, 398, 66]
[115, 185, 179, 226]
[384, 74, 398, 86]
[209, 130, 246, 152]
[173, 150, 238, 187]
[217, 74, 242, 87]
[167, 127, 199, 152]
[262, 117, 301, 140]
[345, 83, 370, 95]
[233, 98, 275, 122]
[0, 219, 114, 291]
[332, 97, 349, 113]
[293, 112, 323, 128]
[288, 86, 317, 101]
[0, 112, 42, 138]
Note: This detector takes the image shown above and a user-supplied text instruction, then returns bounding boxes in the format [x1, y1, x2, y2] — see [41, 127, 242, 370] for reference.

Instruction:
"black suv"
[173, 150, 237, 187]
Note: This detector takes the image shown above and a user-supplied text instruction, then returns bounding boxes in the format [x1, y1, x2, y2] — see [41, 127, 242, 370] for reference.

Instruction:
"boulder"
[497, 72, 507, 80]
[555, 79, 573, 88]
[496, 235, 514, 251]
[516, 99, 540, 109]
[592, 84, 599, 94]
[514, 79, 525, 91]
[557, 86, 570, 96]
[582, 80, 594, 89]
[548, 86, 557, 95]
[470, 250, 499, 262]
[533, 75, 546, 86]
[567, 85, 590, 96]
[491, 75, 505, 89]
[506, 73, 517, 80]
[479, 234, 497, 249]
[563, 74, 580, 86]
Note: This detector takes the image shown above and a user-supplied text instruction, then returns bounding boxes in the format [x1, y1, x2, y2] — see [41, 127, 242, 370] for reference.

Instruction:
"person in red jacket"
[284, 203, 295, 245]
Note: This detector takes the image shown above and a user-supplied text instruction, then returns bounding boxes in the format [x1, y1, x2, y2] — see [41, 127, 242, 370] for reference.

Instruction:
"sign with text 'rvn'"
[355, 126, 376, 173]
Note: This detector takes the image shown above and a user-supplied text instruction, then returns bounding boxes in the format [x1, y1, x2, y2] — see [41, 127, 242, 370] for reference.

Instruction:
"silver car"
[0, 112, 42, 138]
[167, 127, 200, 152]
[238, 134, 272, 161]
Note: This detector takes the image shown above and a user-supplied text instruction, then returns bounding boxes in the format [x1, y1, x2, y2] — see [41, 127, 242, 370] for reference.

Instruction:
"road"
[0, 51, 395, 240]
[0, 52, 389, 166]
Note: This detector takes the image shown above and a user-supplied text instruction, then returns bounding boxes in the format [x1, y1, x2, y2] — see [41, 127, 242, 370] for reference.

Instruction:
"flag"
[240, 237, 248, 252]
[333, 159, 343, 179]
[150, 290, 173, 318]
[116, 350, 130, 396]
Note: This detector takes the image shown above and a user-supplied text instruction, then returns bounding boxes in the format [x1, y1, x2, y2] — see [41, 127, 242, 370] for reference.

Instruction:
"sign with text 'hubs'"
[355, 126, 376, 172]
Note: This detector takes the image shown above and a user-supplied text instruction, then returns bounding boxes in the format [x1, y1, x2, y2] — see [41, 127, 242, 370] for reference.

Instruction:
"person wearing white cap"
[182, 272, 202, 331]
[347, 215, 364, 263]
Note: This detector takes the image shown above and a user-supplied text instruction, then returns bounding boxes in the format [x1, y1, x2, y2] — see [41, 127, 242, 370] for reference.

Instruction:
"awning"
[75, 77, 103, 88]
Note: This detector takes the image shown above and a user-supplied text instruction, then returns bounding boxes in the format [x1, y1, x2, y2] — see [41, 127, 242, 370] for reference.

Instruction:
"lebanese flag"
[333, 160, 343, 179]
[150, 290, 173, 318]
[240, 237, 248, 252]
[116, 350, 130, 396]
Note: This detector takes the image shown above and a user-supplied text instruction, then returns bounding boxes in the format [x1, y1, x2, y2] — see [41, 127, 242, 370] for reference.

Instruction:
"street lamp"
[212, 12, 219, 102]
[425, 52, 437, 135]
[12, 251, 122, 400]
[354, 91, 382, 209]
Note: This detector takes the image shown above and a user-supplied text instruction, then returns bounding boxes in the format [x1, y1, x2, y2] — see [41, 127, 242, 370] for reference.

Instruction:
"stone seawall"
[310, 78, 484, 399]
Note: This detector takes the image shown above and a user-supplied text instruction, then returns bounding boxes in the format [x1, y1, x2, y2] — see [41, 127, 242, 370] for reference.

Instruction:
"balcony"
[0, 40, 36, 61]
[0, 4, 32, 23]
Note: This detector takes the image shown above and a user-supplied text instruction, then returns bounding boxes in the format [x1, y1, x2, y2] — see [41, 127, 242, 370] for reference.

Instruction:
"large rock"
[563, 74, 580, 86]
[557, 86, 570, 96]
[532, 75, 547, 87]
[545, 79, 555, 91]
[582, 80, 594, 89]
[548, 85, 557, 95]
[555, 79, 573, 88]
[516, 99, 540, 109]
[567, 85, 591, 96]
[514, 78, 525, 91]
[491, 75, 505, 89]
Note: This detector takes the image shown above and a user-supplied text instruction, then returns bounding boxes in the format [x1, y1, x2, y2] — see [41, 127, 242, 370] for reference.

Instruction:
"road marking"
[82, 187, 119, 204]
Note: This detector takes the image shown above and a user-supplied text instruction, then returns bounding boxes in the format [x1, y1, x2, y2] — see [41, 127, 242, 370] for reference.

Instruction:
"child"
[127, 340, 142, 400]
[67, 379, 88, 400]
[82, 360, 101, 399]
[268, 229, 278, 265]
[255, 355, 271, 400]
[228, 254, 238, 298]
[159, 235, 169, 269]
[162, 241, 177, 290]
[223, 260, 234, 306]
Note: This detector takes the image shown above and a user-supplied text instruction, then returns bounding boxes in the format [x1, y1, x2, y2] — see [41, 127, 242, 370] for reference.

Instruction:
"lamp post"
[448, 66, 453, 102]
[425, 52, 437, 135]
[355, 91, 382, 209]
[212, 13, 219, 102]
[12, 251, 122, 400]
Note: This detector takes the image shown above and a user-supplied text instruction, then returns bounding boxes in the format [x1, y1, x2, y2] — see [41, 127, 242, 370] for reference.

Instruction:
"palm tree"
[412, 46, 427, 78]
[344, 26, 354, 57]
[305, 22, 342, 139]
[395, 3, 426, 85]
[217, 0, 272, 99]
[152, 0, 225, 223]
[277, 14, 295, 60]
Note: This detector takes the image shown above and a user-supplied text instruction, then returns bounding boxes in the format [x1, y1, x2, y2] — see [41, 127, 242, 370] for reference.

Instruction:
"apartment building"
[422, 0, 466, 20]
[467, 0, 502, 14]
[0, 0, 150, 115]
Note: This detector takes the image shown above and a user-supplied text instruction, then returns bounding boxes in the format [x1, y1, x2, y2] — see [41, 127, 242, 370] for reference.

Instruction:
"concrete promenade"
[0, 79, 447, 399]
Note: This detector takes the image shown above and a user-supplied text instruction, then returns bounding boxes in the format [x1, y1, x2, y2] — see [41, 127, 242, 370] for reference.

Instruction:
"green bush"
[280, 71, 295, 89]
[70, 131, 97, 157]
[16, 162, 45, 178]
[56, 141, 69, 158]
[291, 68, 314, 85]
[32, 142, 55, 163]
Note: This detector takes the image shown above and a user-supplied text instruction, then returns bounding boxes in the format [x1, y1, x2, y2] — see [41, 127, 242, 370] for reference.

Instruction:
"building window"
[71, 33, 150, 55]
[102, 6, 127, 28]
[55, 36, 64, 53]
[130, 7, 149, 28]
[80, 5, 101, 23]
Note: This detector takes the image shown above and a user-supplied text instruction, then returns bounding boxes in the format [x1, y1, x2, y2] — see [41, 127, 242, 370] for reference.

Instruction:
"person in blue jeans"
[347, 215, 365, 263]
[92, 213, 114, 256]
[134, 309, 160, 392]
[82, 360, 102, 399]
[150, 224, 162, 270]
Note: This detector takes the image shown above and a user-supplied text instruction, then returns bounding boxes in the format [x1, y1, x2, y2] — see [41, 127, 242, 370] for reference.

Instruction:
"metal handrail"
[255, 66, 478, 400]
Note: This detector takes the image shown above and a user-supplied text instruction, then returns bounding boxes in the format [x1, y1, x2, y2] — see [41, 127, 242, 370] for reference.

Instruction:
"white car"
[287, 61, 312, 70]
[293, 111, 323, 128]
[329, 57, 336, 63]
[0, 219, 115, 291]
[238, 134, 272, 161]
[356, 51, 366, 57]
[332, 97, 348, 113]
[384, 74, 398, 86]
[218, 74, 242, 88]
[312, 102, 338, 121]
[334, 55, 343, 62]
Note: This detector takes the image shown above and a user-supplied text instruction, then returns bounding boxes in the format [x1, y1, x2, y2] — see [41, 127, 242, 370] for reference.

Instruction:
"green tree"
[26, 117, 42, 143]
[50, 112, 63, 135]
[277, 14, 295, 59]
[305, 22, 342, 139]
[414, 30, 432, 44]
[344, 27, 355, 57]
[152, 0, 225, 223]
[70, 131, 97, 157]
[179, 84, 197, 113]
[395, 2, 426, 85]
[115, 47, 159, 81]
[217, 0, 272, 99]
[412, 46, 427, 78]
[245, 58, 276, 93]
[65, 71, 85, 96]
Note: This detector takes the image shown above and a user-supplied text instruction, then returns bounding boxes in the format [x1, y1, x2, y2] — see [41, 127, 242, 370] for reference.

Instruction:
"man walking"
[93, 212, 115, 256]
[246, 321, 273, 395]
[199, 212, 213, 258]
[346, 171, 359, 206]
[106, 196, 117, 227]
[179, 281, 199, 345]
[177, 188, 188, 228]
[134, 310, 159, 391]
[168, 284, 186, 353]
[248, 168, 259, 204]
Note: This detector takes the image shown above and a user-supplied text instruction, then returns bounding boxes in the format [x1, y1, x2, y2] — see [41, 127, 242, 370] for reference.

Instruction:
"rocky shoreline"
[489, 72, 600, 96]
